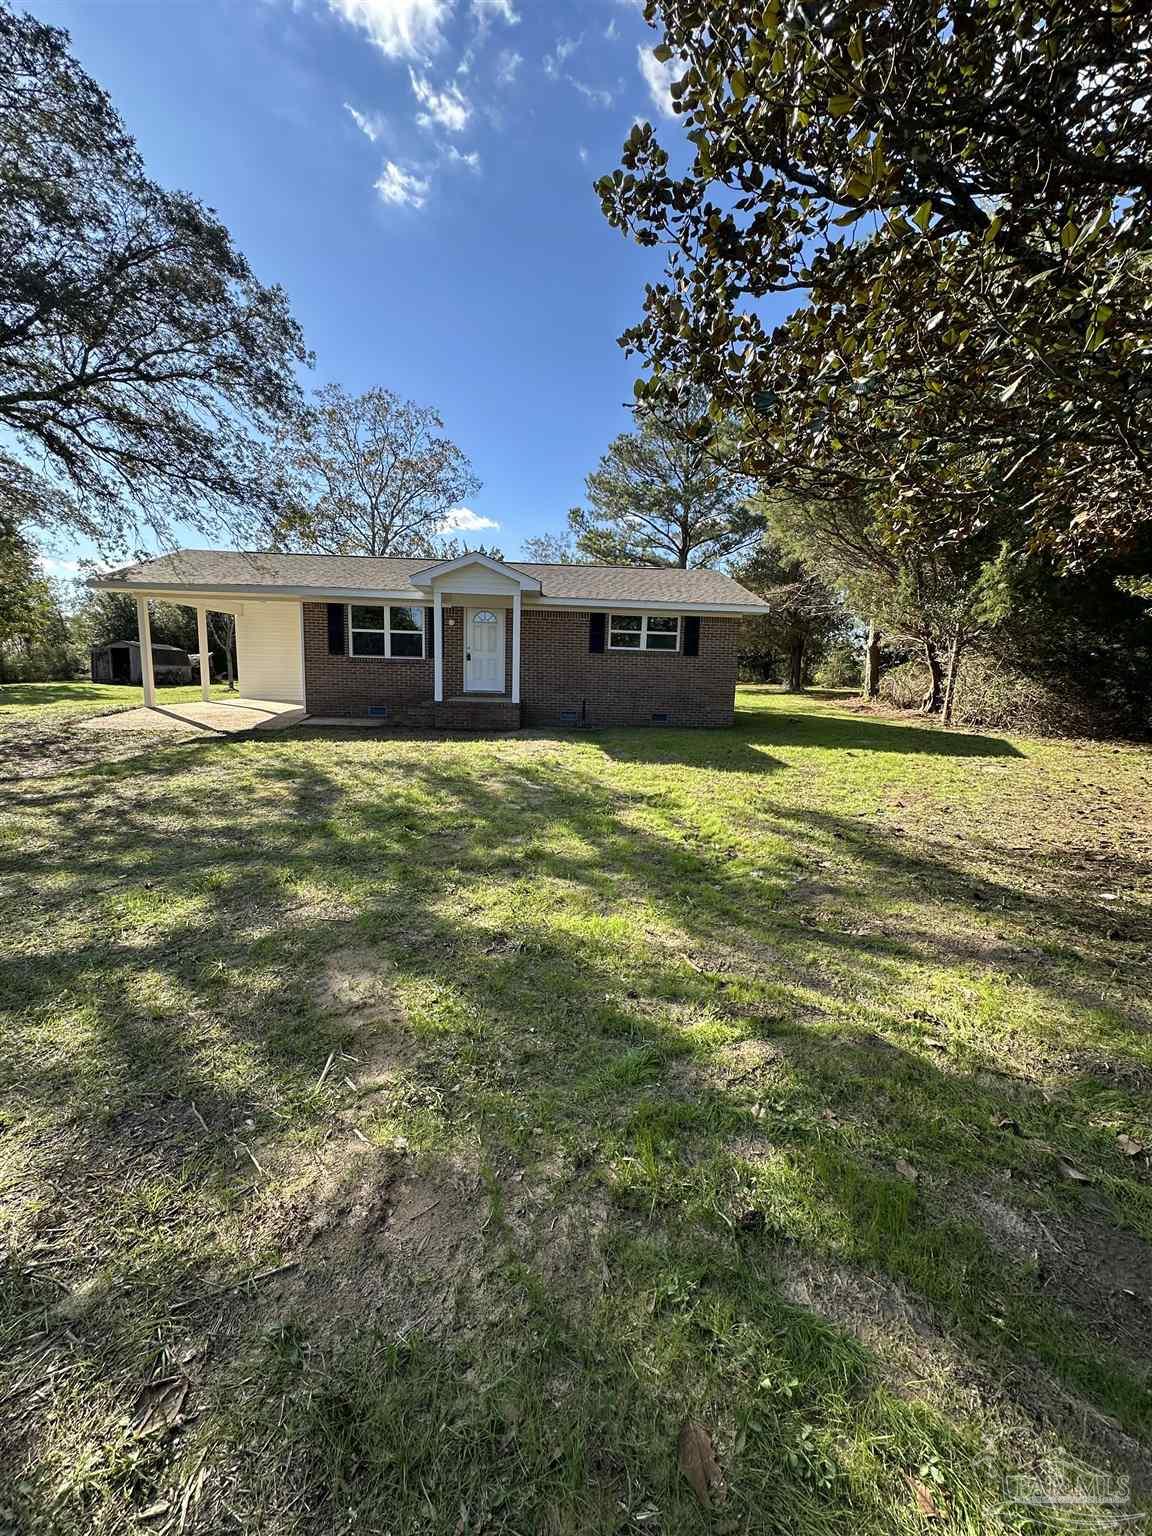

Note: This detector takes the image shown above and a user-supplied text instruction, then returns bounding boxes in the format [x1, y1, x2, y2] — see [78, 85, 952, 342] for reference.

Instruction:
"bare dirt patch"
[955, 1185, 1152, 1359]
[311, 946, 412, 1090]
[255, 1138, 488, 1333]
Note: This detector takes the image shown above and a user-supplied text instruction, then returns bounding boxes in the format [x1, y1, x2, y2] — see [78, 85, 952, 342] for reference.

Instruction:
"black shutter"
[425, 605, 435, 658]
[327, 603, 346, 655]
[683, 616, 700, 656]
[589, 612, 606, 653]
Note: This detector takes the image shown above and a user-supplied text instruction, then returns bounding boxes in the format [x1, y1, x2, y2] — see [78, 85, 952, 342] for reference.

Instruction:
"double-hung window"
[348, 605, 425, 659]
[608, 613, 681, 652]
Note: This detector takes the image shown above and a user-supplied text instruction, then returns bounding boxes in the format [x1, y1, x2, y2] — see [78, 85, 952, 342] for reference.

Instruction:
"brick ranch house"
[92, 549, 769, 729]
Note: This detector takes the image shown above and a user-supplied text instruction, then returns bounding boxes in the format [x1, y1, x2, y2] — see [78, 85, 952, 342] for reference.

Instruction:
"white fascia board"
[89, 581, 422, 604]
[531, 595, 767, 616]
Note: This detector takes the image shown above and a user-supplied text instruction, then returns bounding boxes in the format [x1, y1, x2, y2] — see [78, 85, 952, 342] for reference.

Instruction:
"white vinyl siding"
[234, 602, 304, 703]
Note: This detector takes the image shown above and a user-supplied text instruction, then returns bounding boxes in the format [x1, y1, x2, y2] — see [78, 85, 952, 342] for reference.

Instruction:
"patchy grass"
[1, 686, 1149, 1534]
[0, 680, 236, 783]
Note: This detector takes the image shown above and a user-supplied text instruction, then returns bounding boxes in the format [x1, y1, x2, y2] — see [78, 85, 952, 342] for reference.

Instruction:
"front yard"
[1, 685, 1149, 1534]
[0, 681, 234, 783]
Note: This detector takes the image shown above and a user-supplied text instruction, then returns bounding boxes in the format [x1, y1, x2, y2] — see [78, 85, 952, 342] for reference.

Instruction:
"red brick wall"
[519, 610, 737, 728]
[302, 602, 437, 720]
[302, 603, 738, 727]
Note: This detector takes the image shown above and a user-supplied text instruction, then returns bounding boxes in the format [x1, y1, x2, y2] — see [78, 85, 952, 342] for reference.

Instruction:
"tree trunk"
[787, 636, 805, 692]
[941, 634, 964, 724]
[209, 613, 237, 691]
[862, 622, 881, 699]
[922, 639, 943, 713]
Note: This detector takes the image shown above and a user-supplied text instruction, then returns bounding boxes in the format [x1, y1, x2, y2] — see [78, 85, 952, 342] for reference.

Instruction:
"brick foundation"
[302, 603, 738, 728]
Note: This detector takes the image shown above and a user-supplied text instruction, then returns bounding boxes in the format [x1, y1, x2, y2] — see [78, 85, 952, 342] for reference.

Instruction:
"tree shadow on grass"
[2, 728, 1149, 1532]
[590, 705, 1024, 770]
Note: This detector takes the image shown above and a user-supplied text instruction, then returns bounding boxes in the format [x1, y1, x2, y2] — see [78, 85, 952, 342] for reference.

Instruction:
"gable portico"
[406, 553, 542, 706]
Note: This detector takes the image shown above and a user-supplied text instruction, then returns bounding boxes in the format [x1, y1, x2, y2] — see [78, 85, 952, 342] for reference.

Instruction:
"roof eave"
[88, 579, 424, 603]
[533, 594, 768, 615]
[90, 577, 768, 615]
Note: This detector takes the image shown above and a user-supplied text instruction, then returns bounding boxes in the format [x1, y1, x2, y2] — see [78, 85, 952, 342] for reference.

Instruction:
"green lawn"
[1, 685, 1149, 1534]
[0, 678, 232, 719]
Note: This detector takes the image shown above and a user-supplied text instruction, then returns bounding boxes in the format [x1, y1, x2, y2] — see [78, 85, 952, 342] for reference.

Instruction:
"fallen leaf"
[1116, 1135, 1146, 1159]
[129, 1374, 190, 1438]
[1057, 1158, 1092, 1184]
[995, 1117, 1024, 1137]
[895, 1157, 919, 1182]
[678, 1420, 725, 1508]
[904, 1474, 941, 1519]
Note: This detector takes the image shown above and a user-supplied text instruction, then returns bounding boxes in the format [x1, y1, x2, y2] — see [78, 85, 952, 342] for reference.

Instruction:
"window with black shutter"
[327, 604, 346, 655]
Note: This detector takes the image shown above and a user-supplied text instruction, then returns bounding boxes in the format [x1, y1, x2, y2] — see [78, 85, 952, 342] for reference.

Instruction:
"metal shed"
[90, 640, 193, 686]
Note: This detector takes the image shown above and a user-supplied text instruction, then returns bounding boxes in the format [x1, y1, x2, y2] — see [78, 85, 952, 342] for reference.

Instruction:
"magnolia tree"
[599, 0, 1152, 574]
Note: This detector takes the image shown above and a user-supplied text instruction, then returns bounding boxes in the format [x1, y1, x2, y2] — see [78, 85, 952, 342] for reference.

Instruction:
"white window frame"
[347, 604, 426, 660]
[608, 612, 682, 652]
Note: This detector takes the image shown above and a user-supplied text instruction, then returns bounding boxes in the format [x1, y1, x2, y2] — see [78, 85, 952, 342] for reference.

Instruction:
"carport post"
[196, 606, 211, 702]
[433, 588, 444, 703]
[136, 596, 156, 708]
[511, 587, 521, 704]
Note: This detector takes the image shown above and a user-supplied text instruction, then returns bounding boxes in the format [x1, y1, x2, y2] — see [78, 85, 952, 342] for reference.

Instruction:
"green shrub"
[812, 642, 862, 689]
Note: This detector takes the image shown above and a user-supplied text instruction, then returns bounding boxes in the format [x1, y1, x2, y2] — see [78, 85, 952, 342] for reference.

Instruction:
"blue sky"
[33, 0, 694, 577]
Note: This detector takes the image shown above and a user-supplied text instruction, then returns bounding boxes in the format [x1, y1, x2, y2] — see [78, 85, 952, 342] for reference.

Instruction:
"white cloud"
[604, 17, 618, 39]
[571, 78, 614, 108]
[344, 103, 387, 142]
[326, 0, 449, 59]
[544, 34, 581, 77]
[440, 506, 500, 532]
[375, 161, 431, 208]
[409, 70, 471, 132]
[471, 0, 518, 26]
[578, 144, 589, 163]
[443, 144, 481, 170]
[38, 554, 82, 577]
[638, 45, 677, 118]
[495, 48, 522, 86]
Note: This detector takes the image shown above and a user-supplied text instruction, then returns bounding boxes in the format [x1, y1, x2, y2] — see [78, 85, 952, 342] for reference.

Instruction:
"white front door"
[465, 607, 505, 692]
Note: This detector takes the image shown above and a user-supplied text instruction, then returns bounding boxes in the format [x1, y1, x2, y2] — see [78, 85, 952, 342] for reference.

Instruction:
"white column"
[136, 595, 156, 708]
[433, 588, 444, 703]
[511, 588, 522, 704]
[196, 606, 211, 702]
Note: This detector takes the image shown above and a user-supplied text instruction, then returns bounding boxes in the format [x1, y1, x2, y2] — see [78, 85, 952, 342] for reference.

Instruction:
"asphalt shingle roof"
[96, 549, 769, 609]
